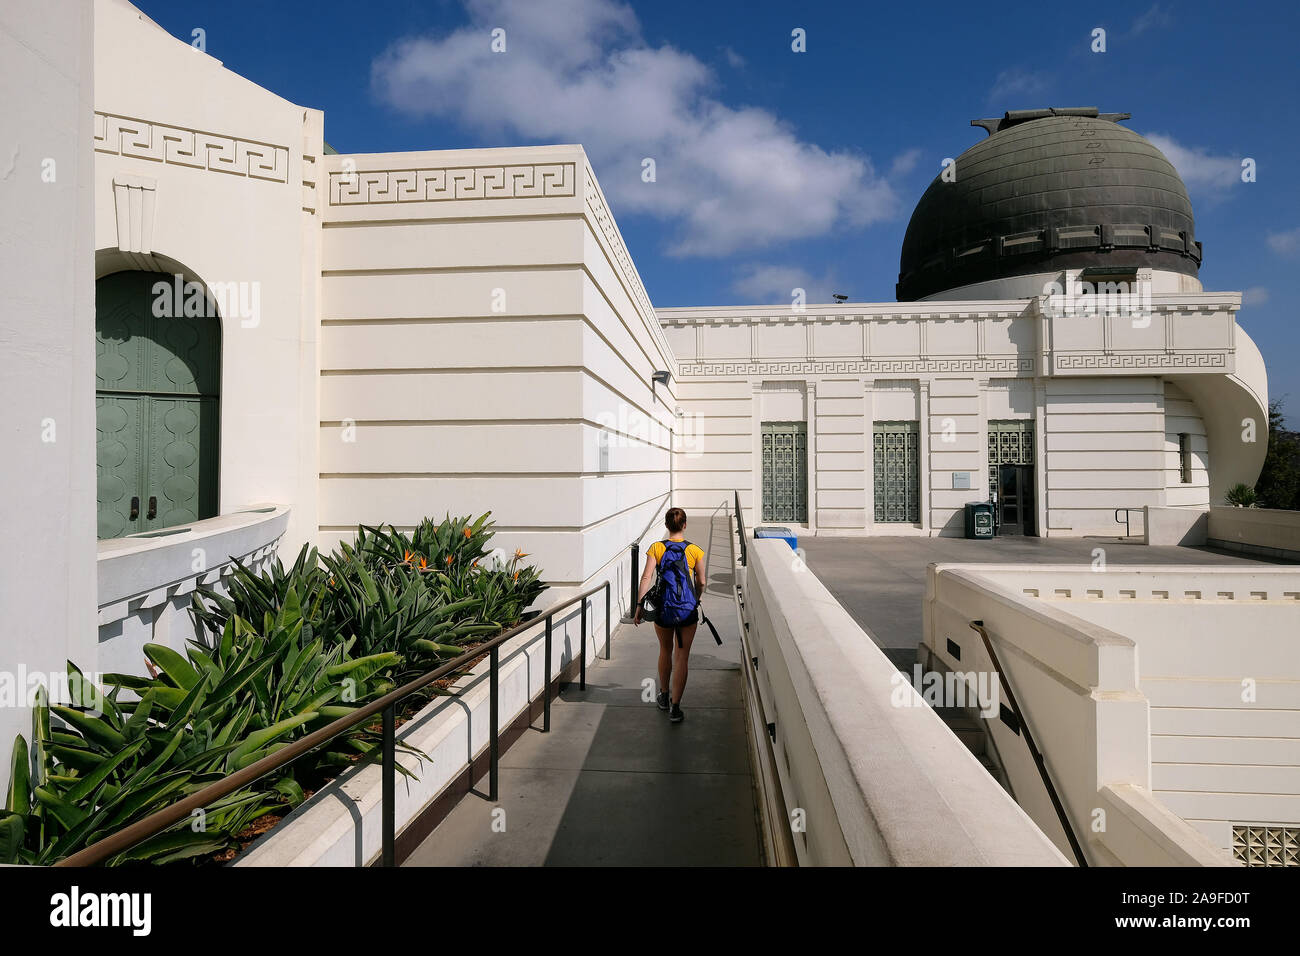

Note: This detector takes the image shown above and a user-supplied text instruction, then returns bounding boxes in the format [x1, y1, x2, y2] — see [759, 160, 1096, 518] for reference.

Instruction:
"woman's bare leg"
[670, 622, 698, 704]
[654, 624, 674, 696]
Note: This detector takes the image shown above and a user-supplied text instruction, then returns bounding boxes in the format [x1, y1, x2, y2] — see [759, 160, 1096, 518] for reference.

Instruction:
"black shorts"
[656, 607, 699, 628]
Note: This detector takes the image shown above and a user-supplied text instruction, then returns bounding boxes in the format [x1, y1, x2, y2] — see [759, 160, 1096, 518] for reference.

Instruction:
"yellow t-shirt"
[647, 540, 705, 571]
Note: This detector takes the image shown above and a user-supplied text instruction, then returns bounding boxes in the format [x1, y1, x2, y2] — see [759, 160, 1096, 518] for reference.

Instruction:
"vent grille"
[1232, 825, 1300, 867]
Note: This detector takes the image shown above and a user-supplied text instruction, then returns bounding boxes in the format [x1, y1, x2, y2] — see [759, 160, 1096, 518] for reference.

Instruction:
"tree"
[1255, 399, 1300, 511]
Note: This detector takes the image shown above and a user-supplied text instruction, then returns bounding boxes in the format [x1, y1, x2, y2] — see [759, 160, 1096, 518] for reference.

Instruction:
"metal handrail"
[968, 621, 1088, 867]
[734, 490, 747, 567]
[56, 580, 612, 867]
[1114, 507, 1144, 537]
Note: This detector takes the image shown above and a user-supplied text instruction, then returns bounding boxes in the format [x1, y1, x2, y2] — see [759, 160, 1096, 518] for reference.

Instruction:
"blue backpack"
[644, 541, 723, 647]
[654, 540, 699, 629]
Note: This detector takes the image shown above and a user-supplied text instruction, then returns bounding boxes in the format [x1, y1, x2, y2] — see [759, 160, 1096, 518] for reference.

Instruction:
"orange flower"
[463, 527, 472, 539]
[471, 561, 478, 569]
[417, 556, 429, 571]
[403, 550, 414, 565]
[513, 571, 519, 581]
[445, 554, 454, 565]
[514, 548, 529, 559]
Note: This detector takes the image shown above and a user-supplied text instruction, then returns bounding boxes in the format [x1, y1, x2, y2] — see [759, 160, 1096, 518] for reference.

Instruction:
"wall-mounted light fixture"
[651, 369, 671, 403]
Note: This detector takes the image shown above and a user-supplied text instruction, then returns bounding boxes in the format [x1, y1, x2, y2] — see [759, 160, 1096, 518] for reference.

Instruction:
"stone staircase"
[933, 705, 1012, 795]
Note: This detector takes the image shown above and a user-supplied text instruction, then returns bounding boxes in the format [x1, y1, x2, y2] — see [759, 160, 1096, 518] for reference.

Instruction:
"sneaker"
[656, 691, 670, 711]
[669, 702, 684, 723]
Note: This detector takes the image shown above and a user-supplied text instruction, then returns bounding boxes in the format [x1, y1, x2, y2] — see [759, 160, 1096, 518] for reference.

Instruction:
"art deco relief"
[678, 358, 1035, 377]
[94, 112, 290, 183]
[327, 162, 576, 204]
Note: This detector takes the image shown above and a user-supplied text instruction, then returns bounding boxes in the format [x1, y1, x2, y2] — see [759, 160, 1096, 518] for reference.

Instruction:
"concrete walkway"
[799, 534, 1291, 671]
[405, 517, 763, 866]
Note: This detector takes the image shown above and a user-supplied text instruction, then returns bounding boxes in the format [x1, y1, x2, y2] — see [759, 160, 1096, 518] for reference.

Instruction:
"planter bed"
[233, 604, 608, 866]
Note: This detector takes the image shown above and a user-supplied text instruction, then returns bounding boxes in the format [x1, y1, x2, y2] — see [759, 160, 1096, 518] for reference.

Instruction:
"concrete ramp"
[405, 515, 762, 866]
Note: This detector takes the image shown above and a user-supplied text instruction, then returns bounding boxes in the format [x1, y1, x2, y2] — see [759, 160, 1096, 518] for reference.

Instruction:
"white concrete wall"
[743, 542, 1067, 865]
[1042, 377, 1166, 535]
[1208, 506, 1300, 561]
[0, 0, 98, 795]
[928, 563, 1300, 862]
[924, 564, 1239, 866]
[319, 148, 676, 610]
[1064, 599, 1300, 851]
[665, 302, 1035, 534]
[93, 0, 321, 552]
[927, 377, 984, 535]
[1143, 505, 1208, 546]
[1163, 381, 1210, 507]
[96, 506, 288, 676]
[663, 295, 1251, 539]
[818, 379, 868, 530]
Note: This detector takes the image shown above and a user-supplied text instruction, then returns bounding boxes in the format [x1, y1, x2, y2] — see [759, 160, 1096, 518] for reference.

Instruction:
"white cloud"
[987, 68, 1049, 105]
[722, 46, 745, 69]
[1267, 227, 1300, 258]
[730, 263, 841, 304]
[371, 0, 901, 257]
[890, 148, 923, 178]
[1143, 133, 1242, 195]
[1130, 3, 1174, 37]
[1242, 286, 1269, 306]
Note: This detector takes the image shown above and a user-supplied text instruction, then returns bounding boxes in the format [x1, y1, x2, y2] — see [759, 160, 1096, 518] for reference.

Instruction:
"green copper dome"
[896, 108, 1201, 301]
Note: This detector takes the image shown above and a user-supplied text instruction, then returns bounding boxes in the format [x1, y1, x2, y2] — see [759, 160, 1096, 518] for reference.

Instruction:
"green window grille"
[760, 421, 807, 522]
[873, 421, 919, 523]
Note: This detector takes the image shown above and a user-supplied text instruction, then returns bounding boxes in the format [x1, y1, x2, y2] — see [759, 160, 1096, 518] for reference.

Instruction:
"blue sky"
[138, 0, 1300, 420]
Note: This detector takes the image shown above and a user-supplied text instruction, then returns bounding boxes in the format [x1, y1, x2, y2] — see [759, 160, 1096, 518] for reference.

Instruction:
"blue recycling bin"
[754, 526, 798, 550]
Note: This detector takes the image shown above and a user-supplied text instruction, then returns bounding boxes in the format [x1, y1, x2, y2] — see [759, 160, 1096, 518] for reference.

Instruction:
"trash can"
[754, 526, 798, 550]
[964, 502, 995, 539]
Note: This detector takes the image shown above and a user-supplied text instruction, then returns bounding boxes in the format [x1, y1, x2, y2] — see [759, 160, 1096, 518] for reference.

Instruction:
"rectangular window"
[1178, 433, 1192, 483]
[873, 421, 920, 523]
[760, 421, 807, 523]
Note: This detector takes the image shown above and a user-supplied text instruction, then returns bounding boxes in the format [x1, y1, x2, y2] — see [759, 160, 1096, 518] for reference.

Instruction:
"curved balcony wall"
[96, 505, 290, 677]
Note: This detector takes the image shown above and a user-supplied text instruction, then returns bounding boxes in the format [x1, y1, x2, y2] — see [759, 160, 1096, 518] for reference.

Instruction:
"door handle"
[130, 496, 140, 521]
[147, 496, 157, 520]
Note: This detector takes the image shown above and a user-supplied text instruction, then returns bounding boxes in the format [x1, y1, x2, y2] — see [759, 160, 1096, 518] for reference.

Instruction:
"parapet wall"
[741, 539, 1067, 865]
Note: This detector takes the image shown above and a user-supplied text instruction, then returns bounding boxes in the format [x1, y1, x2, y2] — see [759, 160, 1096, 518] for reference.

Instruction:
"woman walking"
[633, 507, 707, 723]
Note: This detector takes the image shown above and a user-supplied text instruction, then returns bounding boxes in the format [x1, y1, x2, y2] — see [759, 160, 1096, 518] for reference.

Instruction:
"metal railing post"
[489, 644, 499, 801]
[604, 582, 611, 660]
[543, 613, 553, 732]
[580, 598, 587, 691]
[630, 542, 640, 614]
[382, 703, 396, 867]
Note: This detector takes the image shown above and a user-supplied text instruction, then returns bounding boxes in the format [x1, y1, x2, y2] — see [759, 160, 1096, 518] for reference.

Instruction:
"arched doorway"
[96, 271, 220, 538]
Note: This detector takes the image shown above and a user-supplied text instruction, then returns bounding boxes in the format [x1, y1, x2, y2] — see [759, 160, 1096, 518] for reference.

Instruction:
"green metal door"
[873, 421, 919, 522]
[96, 271, 220, 538]
[761, 422, 807, 522]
